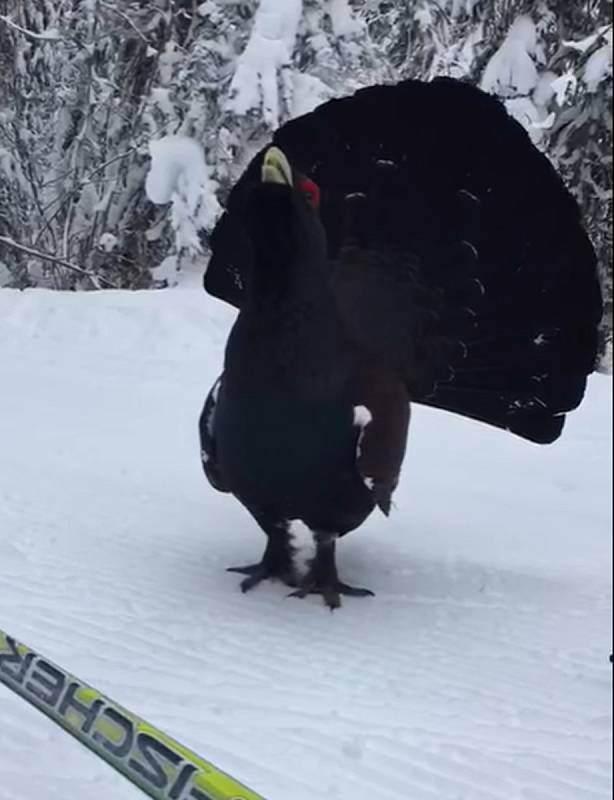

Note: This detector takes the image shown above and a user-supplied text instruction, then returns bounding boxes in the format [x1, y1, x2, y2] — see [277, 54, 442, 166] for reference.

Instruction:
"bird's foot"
[289, 577, 374, 610]
[227, 561, 297, 593]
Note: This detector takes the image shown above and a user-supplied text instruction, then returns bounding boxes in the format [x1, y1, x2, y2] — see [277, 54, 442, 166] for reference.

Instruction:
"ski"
[0, 629, 265, 800]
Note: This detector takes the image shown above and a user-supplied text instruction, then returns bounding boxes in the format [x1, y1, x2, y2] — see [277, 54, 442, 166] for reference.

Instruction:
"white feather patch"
[206, 377, 222, 436]
[287, 519, 317, 578]
[353, 405, 373, 429]
[353, 405, 375, 492]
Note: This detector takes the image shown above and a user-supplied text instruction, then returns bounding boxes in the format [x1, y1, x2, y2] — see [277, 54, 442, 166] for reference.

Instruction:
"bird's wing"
[205, 77, 602, 444]
[198, 376, 230, 493]
[352, 366, 410, 516]
[204, 209, 249, 310]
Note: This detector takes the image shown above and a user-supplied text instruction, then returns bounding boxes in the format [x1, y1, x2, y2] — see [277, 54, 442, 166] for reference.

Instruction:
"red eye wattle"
[298, 178, 321, 210]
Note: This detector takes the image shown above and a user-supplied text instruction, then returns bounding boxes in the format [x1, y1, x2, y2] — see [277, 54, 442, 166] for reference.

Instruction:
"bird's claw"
[227, 564, 263, 577]
[227, 562, 297, 592]
[289, 580, 374, 610]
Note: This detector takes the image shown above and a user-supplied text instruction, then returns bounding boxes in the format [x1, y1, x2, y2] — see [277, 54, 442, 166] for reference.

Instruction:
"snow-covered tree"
[0, 1, 161, 288]
[0, 1, 384, 288]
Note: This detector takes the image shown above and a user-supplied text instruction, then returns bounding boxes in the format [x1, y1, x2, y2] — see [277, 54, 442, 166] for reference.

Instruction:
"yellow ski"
[0, 629, 265, 800]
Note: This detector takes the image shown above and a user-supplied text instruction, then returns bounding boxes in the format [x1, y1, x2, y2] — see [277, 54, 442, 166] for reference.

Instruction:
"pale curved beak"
[262, 146, 293, 187]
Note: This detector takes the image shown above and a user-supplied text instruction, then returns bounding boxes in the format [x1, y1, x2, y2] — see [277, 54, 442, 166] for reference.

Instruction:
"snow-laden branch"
[227, 0, 303, 128]
[583, 27, 613, 93]
[481, 16, 540, 97]
[145, 136, 221, 284]
[328, 0, 363, 38]
[562, 24, 612, 54]
[146, 136, 220, 242]
[0, 236, 116, 289]
[0, 14, 61, 41]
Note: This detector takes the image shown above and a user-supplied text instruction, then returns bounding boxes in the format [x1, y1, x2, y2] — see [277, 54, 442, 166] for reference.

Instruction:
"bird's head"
[243, 147, 326, 296]
[261, 146, 321, 210]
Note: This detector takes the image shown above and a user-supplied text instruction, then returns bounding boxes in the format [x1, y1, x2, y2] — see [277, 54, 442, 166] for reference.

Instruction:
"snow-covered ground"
[0, 288, 611, 800]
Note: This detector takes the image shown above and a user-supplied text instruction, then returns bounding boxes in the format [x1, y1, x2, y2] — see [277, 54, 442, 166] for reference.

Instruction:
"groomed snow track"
[0, 289, 611, 800]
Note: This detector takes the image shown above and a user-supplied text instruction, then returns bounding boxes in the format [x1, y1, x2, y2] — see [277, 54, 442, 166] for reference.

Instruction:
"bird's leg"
[227, 520, 297, 592]
[290, 532, 374, 610]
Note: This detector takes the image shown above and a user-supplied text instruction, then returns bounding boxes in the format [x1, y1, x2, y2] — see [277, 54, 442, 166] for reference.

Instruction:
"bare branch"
[0, 15, 63, 42]
[87, 148, 139, 181]
[99, 2, 148, 43]
[38, 146, 137, 194]
[0, 236, 116, 289]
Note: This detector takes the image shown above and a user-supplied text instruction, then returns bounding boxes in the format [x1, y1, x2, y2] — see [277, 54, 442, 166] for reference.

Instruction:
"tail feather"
[204, 77, 602, 443]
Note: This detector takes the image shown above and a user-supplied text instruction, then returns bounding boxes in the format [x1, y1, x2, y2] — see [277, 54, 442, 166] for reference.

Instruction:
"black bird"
[200, 78, 602, 609]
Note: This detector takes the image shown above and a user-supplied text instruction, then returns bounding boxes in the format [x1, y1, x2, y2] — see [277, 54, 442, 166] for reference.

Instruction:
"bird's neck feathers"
[245, 252, 331, 314]
[243, 184, 329, 310]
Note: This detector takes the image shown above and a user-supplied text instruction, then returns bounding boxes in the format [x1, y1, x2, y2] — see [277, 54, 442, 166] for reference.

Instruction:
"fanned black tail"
[332, 162, 600, 444]
[204, 77, 602, 444]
